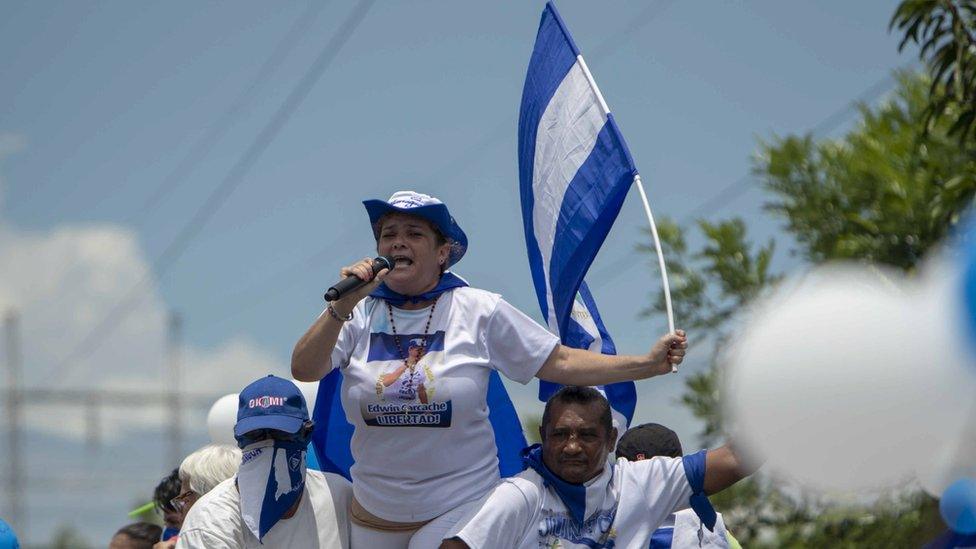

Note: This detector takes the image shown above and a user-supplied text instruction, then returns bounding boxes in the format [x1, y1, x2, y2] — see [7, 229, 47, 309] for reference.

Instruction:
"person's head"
[539, 386, 617, 484]
[407, 338, 425, 360]
[109, 523, 162, 549]
[233, 376, 314, 539]
[234, 375, 314, 449]
[615, 422, 683, 461]
[173, 444, 242, 517]
[363, 191, 467, 295]
[152, 468, 182, 529]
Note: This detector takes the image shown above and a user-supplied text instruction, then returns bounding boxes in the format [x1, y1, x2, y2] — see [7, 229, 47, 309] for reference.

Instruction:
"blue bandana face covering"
[369, 271, 468, 305]
[238, 439, 308, 541]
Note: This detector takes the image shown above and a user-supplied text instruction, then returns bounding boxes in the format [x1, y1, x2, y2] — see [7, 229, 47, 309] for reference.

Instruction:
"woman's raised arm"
[535, 330, 687, 386]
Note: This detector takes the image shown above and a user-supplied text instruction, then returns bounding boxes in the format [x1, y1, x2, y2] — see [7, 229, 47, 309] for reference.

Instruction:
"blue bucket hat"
[363, 190, 468, 267]
[234, 375, 309, 438]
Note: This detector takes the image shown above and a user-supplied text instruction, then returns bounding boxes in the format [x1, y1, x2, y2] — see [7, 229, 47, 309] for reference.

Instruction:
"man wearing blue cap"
[177, 375, 351, 548]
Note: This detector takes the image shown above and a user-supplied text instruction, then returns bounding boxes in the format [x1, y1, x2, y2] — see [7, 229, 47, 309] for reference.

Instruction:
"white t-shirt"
[449, 455, 700, 549]
[653, 510, 730, 548]
[176, 470, 352, 549]
[330, 287, 560, 522]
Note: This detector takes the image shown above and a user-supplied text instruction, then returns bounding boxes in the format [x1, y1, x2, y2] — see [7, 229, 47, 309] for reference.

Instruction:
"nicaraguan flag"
[538, 282, 637, 430]
[520, 2, 638, 430]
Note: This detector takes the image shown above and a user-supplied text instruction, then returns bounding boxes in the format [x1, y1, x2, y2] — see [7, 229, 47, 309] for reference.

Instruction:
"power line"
[189, 0, 680, 324]
[676, 70, 902, 225]
[49, 0, 376, 386]
[588, 0, 677, 61]
[587, 68, 909, 290]
[6, 2, 328, 219]
[128, 0, 331, 224]
[423, 0, 677, 188]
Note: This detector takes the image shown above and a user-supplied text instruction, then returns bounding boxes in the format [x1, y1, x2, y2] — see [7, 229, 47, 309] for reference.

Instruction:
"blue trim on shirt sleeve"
[681, 450, 717, 531]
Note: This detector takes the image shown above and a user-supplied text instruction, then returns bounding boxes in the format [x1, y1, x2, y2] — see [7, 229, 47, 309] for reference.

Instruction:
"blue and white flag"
[520, 2, 643, 430]
[538, 282, 637, 430]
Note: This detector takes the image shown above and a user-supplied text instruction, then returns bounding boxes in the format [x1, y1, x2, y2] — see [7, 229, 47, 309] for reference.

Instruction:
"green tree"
[891, 0, 976, 140]
[646, 71, 974, 546]
[760, 71, 976, 270]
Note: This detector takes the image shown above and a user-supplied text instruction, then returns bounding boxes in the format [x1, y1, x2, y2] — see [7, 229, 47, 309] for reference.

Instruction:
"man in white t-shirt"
[441, 386, 758, 549]
[177, 376, 352, 549]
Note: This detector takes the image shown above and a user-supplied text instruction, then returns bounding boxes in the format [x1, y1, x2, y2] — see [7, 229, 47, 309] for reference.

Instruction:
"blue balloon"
[941, 478, 976, 534]
[0, 518, 19, 549]
[959, 216, 976, 356]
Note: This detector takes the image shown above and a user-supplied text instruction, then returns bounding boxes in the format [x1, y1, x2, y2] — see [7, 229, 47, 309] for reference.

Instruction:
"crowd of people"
[111, 191, 758, 548]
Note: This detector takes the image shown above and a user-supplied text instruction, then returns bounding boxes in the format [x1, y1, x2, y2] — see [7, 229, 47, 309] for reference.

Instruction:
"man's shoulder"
[614, 455, 685, 478]
[307, 470, 351, 493]
[306, 470, 352, 506]
[188, 478, 240, 516]
[178, 478, 242, 539]
[498, 469, 546, 503]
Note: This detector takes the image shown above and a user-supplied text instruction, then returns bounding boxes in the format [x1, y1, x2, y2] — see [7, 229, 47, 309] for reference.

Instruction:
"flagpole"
[575, 54, 679, 372]
[576, 55, 678, 373]
[634, 174, 678, 373]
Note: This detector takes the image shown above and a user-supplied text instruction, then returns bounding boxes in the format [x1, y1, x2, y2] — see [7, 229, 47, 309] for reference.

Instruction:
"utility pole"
[4, 310, 24, 537]
[85, 393, 100, 453]
[167, 312, 183, 469]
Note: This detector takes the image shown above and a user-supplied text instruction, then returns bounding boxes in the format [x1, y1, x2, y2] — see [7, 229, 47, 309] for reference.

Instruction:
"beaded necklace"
[375, 296, 440, 399]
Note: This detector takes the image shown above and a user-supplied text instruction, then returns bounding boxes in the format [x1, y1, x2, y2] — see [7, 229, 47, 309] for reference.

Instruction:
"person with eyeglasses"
[176, 376, 352, 548]
[150, 468, 182, 545]
[150, 444, 242, 548]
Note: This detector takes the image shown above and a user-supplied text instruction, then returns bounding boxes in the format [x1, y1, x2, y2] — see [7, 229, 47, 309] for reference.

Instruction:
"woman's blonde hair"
[178, 444, 242, 495]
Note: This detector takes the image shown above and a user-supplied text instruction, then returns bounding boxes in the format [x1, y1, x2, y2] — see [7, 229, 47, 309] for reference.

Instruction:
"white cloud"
[0, 138, 284, 440]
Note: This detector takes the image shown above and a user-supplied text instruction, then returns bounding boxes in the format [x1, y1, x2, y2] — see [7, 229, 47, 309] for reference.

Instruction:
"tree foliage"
[891, 0, 976, 140]
[643, 70, 974, 545]
[758, 72, 976, 270]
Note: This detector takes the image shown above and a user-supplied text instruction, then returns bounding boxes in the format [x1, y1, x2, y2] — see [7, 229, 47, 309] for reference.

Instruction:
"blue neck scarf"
[369, 271, 468, 306]
[522, 444, 613, 527]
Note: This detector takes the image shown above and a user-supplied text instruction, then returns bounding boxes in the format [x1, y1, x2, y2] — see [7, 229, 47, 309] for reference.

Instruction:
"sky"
[0, 0, 909, 545]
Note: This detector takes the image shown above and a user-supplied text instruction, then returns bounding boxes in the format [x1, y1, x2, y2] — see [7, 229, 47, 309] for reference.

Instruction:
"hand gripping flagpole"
[575, 55, 678, 372]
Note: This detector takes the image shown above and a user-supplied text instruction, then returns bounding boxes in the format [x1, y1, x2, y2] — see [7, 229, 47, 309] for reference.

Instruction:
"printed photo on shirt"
[538, 507, 618, 548]
[361, 330, 453, 428]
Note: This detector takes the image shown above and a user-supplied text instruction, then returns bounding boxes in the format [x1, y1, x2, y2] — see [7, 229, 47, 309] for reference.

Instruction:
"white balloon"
[917, 433, 976, 498]
[914, 255, 976, 497]
[725, 264, 976, 493]
[292, 379, 320, 415]
[207, 393, 240, 446]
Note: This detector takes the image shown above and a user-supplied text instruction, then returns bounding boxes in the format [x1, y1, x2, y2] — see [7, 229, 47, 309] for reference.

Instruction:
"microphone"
[324, 256, 394, 302]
